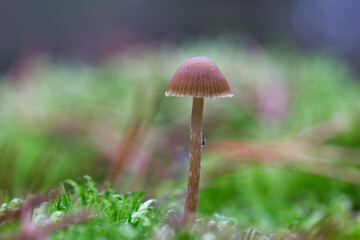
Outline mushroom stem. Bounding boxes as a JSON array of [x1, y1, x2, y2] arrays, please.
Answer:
[[182, 97, 204, 229]]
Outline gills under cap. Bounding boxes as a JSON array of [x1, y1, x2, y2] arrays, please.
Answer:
[[165, 56, 233, 99]]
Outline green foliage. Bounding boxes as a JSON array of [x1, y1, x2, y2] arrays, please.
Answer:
[[198, 164, 360, 239], [0, 176, 162, 239], [49, 176, 161, 239]]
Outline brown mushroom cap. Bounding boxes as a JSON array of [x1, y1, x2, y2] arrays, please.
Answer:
[[165, 56, 233, 98]]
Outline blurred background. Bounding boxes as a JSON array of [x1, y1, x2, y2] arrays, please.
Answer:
[[1, 0, 360, 238], [2, 0, 360, 73]]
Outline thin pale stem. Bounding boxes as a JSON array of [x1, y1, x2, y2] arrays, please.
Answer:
[[182, 97, 204, 230]]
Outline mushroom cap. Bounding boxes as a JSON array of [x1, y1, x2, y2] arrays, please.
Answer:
[[165, 56, 233, 98]]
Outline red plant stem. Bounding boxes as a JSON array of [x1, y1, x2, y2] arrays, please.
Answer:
[[182, 97, 204, 230]]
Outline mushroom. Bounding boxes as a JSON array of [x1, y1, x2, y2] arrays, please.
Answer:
[[165, 56, 233, 229]]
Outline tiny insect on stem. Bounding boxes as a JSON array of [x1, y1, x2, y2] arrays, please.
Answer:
[[201, 137, 206, 147]]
